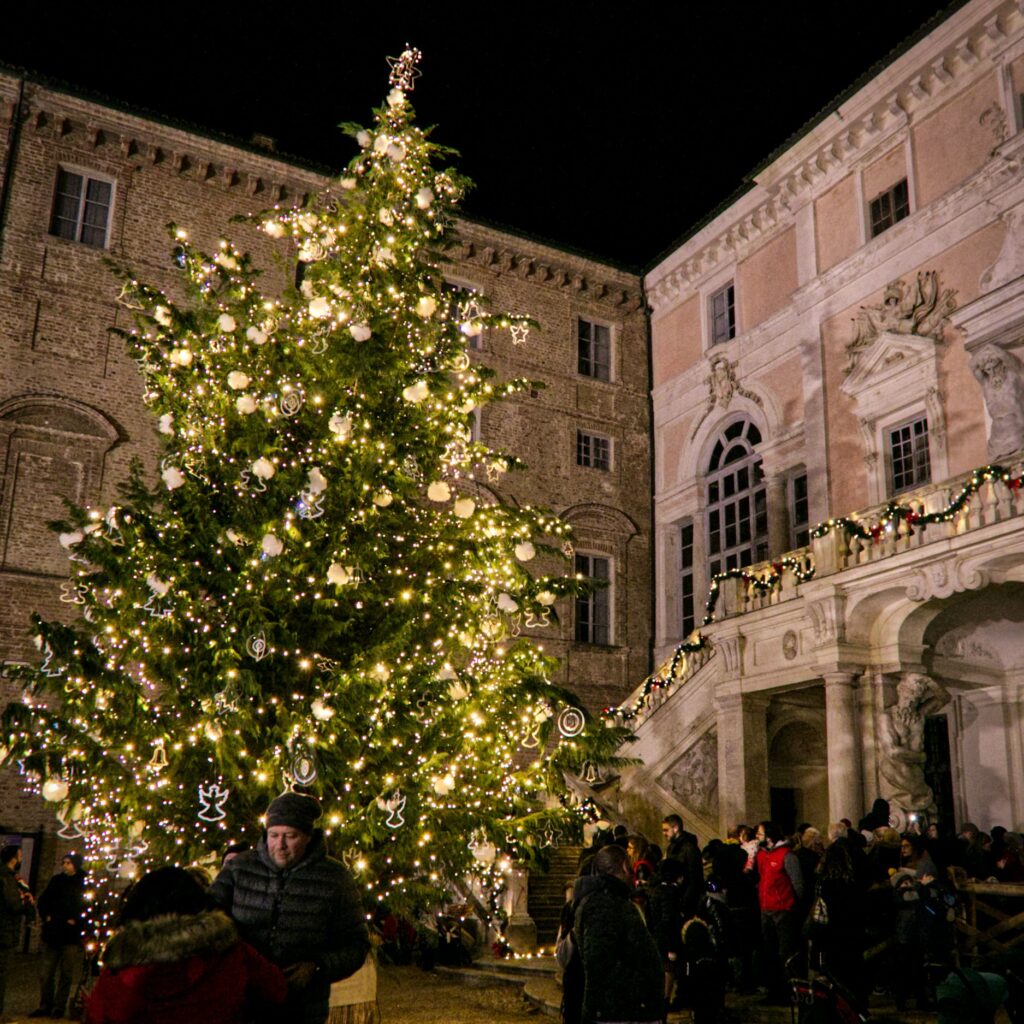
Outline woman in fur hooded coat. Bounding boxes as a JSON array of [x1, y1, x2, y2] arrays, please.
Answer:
[[85, 866, 286, 1024]]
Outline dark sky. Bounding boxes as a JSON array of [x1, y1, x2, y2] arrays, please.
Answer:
[[2, 1, 955, 268]]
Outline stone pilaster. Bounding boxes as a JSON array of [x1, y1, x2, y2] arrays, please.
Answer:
[[714, 692, 771, 832]]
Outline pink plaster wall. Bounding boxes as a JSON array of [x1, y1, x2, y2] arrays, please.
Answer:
[[737, 227, 798, 332], [660, 416, 694, 491], [653, 293, 701, 388], [863, 146, 907, 206], [815, 175, 860, 273], [912, 72, 1001, 207], [754, 355, 805, 429], [1010, 55, 1024, 95], [821, 222, 1004, 515]]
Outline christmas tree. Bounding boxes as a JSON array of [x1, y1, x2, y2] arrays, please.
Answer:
[[3, 50, 624, 933]]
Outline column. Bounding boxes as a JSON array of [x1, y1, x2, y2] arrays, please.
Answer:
[[715, 692, 771, 832], [503, 866, 537, 952], [823, 672, 864, 823]]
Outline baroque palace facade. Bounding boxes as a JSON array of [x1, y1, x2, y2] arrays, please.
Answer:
[[0, 66, 651, 863], [600, 0, 1024, 842]]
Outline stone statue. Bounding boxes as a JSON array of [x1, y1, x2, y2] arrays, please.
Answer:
[[970, 344, 1024, 461], [878, 672, 950, 825], [690, 356, 762, 439], [845, 271, 957, 373]]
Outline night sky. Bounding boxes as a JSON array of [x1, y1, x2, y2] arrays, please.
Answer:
[[2, 1, 956, 268]]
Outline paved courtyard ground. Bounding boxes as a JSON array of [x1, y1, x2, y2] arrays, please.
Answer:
[[1, 954, 538, 1023]]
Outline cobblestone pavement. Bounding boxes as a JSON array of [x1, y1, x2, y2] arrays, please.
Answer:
[[1, 955, 538, 1023]]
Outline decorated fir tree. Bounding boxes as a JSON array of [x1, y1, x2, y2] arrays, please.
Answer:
[[3, 50, 625, 934]]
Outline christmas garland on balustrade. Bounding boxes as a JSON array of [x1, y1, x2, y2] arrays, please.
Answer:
[[603, 461, 1023, 724]]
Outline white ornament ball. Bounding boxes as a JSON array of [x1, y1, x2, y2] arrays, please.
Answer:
[[402, 380, 429, 404], [329, 413, 353, 440], [312, 699, 335, 721], [170, 348, 192, 367], [162, 466, 185, 490], [415, 296, 437, 318], [226, 528, 246, 545], [154, 306, 172, 327], [349, 323, 372, 342], [214, 252, 238, 271], [453, 497, 475, 519], [472, 841, 497, 864], [416, 188, 434, 210], [263, 220, 285, 238], [515, 542, 536, 562], [387, 87, 405, 108], [373, 489, 393, 508], [236, 395, 257, 415], [217, 314, 237, 333], [41, 778, 70, 803], [261, 533, 283, 557], [431, 774, 455, 796], [227, 371, 250, 390], [158, 413, 175, 435], [251, 457, 276, 480], [537, 590, 557, 606], [497, 593, 519, 614], [306, 467, 328, 494], [309, 297, 331, 319], [373, 134, 389, 154], [146, 574, 170, 597], [59, 530, 84, 549], [427, 481, 451, 503], [386, 142, 406, 163], [339, 177, 357, 190], [205, 722, 223, 742], [356, 130, 371, 149], [460, 321, 483, 338], [246, 326, 269, 346], [327, 562, 352, 586]]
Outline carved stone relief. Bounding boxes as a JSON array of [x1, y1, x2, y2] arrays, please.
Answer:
[[844, 271, 957, 374], [979, 103, 1009, 154], [934, 632, 996, 662], [980, 205, 1024, 293], [969, 343, 1024, 461], [782, 630, 798, 660], [905, 558, 989, 602], [690, 356, 763, 440], [664, 729, 719, 822]]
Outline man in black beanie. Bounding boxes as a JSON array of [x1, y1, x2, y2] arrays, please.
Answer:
[[210, 792, 369, 1024]]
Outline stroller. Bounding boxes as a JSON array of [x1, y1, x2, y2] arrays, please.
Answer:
[[788, 947, 868, 1024]]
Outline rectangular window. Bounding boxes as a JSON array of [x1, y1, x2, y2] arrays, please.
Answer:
[[578, 319, 611, 381], [790, 473, 809, 548], [50, 169, 113, 248], [709, 282, 736, 344], [868, 178, 910, 238], [575, 553, 610, 645], [680, 522, 695, 637], [576, 430, 611, 471], [887, 417, 930, 494]]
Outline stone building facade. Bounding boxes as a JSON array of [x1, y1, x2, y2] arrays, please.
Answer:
[[604, 0, 1024, 842], [0, 68, 650, 875]]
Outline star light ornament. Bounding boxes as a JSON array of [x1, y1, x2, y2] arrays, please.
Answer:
[[387, 47, 423, 92]]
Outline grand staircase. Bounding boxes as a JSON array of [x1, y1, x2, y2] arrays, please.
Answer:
[[527, 844, 581, 946]]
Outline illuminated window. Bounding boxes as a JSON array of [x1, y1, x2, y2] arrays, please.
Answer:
[[706, 420, 767, 576]]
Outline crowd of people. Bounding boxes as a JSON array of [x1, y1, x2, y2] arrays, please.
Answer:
[[558, 804, 1024, 1024], [0, 792, 369, 1023]]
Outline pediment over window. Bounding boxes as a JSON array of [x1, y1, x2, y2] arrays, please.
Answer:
[[840, 331, 940, 407]]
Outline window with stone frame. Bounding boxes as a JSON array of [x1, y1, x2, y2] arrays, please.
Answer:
[[709, 282, 736, 345], [576, 429, 611, 471], [50, 168, 114, 248], [706, 419, 768, 576], [886, 415, 931, 494], [574, 552, 611, 645], [680, 520, 696, 637], [789, 472, 810, 549], [577, 318, 611, 381], [868, 178, 910, 238]]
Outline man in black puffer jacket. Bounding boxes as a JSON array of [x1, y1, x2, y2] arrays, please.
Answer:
[[209, 793, 369, 1024], [574, 844, 664, 1024]]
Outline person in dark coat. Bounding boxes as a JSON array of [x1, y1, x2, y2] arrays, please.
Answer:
[[662, 814, 703, 917], [209, 792, 369, 1024], [1, 844, 36, 1017], [29, 851, 87, 1019], [85, 866, 286, 1024], [645, 858, 686, 1005], [574, 845, 664, 1024], [814, 841, 868, 1009]]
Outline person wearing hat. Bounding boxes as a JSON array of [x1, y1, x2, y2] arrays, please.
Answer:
[[209, 792, 369, 1024], [29, 851, 87, 1019]]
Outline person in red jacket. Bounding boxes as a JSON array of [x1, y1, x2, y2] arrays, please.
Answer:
[[755, 820, 806, 1004], [85, 866, 286, 1024]]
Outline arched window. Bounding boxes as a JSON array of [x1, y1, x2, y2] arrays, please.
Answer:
[[706, 419, 767, 575]]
